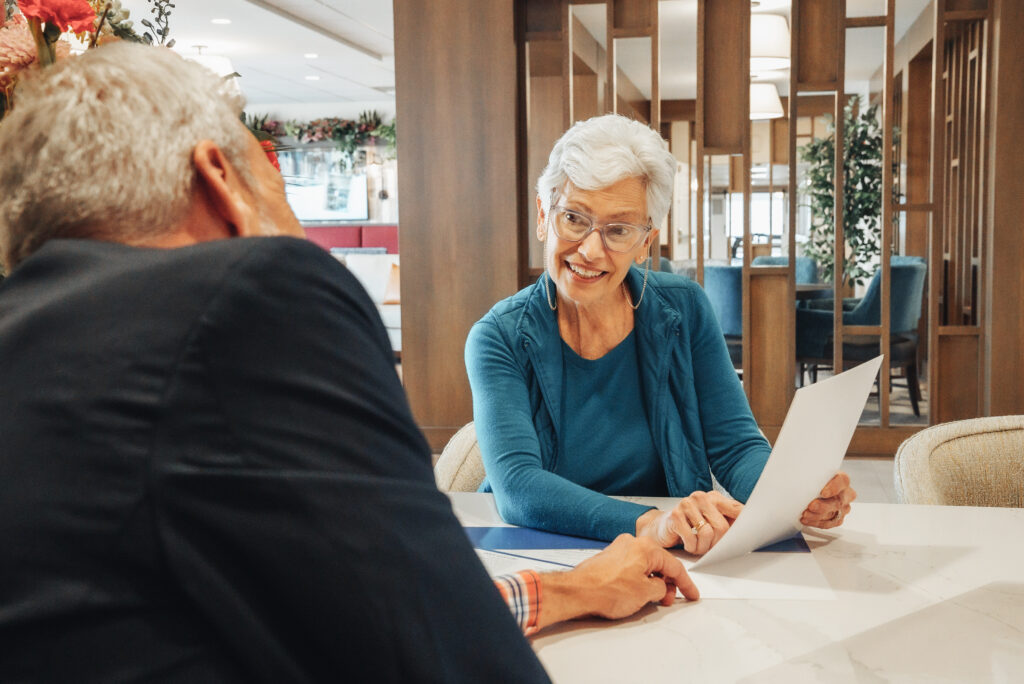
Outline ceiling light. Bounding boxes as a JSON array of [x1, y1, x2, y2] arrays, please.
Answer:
[[305, 75, 320, 81], [750, 83, 784, 120], [304, 53, 318, 59], [211, 18, 232, 25], [751, 14, 790, 72]]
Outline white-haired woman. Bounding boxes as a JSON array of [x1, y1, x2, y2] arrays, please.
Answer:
[[465, 114, 855, 552]]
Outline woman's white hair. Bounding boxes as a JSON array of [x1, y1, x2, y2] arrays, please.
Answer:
[[536, 114, 676, 228], [0, 42, 254, 269]]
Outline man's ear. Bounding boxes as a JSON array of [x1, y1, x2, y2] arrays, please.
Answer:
[[192, 140, 257, 237]]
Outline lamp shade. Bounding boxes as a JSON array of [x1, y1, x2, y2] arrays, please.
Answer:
[[750, 83, 784, 120], [751, 14, 790, 71]]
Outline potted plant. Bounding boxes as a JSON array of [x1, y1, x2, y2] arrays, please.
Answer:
[[799, 96, 886, 289]]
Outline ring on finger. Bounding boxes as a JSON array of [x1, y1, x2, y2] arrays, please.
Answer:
[[690, 519, 708, 535]]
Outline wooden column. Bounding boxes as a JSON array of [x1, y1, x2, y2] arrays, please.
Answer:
[[393, 0, 521, 450], [985, 0, 1024, 414]]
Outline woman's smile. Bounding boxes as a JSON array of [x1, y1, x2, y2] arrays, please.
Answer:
[[565, 260, 606, 281]]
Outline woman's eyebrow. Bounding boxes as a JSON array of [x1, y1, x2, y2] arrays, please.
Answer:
[[563, 203, 643, 221]]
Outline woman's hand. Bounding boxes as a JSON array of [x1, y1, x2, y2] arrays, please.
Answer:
[[800, 471, 856, 529], [635, 491, 744, 555]]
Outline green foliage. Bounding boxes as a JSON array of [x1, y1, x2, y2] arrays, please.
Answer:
[[799, 97, 884, 287], [140, 0, 175, 47]]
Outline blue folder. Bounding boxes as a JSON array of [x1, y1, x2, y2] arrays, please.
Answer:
[[464, 526, 809, 553]]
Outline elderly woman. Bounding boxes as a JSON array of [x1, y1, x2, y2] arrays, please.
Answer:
[[465, 114, 855, 553]]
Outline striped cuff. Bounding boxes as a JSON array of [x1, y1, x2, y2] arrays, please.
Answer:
[[493, 569, 542, 636]]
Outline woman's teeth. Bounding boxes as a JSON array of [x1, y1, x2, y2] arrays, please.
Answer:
[[567, 262, 602, 278]]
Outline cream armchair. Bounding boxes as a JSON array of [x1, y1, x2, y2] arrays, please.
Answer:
[[435, 422, 485, 492], [894, 416, 1024, 506]]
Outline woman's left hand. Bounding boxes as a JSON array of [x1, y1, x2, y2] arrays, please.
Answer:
[[800, 471, 856, 529]]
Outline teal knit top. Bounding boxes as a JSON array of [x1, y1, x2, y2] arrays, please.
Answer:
[[556, 331, 666, 497]]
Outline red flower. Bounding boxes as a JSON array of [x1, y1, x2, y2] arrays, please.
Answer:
[[17, 0, 96, 34], [260, 140, 281, 172]]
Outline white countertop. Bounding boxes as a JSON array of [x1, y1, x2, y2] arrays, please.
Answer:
[[449, 493, 1024, 683]]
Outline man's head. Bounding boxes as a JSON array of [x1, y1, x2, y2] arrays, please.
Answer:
[[0, 42, 302, 270]]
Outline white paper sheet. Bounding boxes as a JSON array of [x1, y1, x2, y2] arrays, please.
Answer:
[[682, 551, 835, 600], [692, 356, 883, 570]]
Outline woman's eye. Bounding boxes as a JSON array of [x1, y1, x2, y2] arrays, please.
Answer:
[[565, 212, 584, 225], [607, 225, 631, 237]]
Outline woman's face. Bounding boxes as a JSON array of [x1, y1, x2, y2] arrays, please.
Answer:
[[538, 176, 656, 309]]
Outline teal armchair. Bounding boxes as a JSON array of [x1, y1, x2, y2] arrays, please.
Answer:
[[796, 259, 928, 415]]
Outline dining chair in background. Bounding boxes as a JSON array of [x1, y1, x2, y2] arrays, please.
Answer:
[[795, 257, 928, 415], [703, 264, 743, 368], [894, 415, 1024, 506]]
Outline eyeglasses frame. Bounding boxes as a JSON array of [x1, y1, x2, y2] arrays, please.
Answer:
[[547, 204, 653, 254]]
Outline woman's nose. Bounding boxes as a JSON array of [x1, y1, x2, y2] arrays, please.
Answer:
[[577, 228, 605, 260]]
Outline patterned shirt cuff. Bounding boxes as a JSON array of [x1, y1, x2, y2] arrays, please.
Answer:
[[493, 569, 542, 636]]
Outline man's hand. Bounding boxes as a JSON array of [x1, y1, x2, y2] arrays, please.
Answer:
[[634, 491, 744, 554], [801, 471, 856, 529], [535, 534, 698, 630]]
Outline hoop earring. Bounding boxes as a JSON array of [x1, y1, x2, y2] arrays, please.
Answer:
[[543, 272, 557, 311], [625, 257, 649, 311], [542, 243, 557, 311]]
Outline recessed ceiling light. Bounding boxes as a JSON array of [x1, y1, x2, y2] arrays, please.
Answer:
[[211, 18, 231, 25], [304, 75, 320, 81], [304, 53, 318, 59]]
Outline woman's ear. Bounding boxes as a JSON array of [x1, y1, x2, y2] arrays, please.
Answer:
[[536, 195, 547, 242], [638, 228, 660, 263]]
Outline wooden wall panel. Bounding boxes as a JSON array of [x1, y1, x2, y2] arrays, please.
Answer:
[[904, 48, 932, 258], [747, 272, 794, 426], [700, 0, 748, 152], [613, 0, 655, 33], [771, 118, 789, 164], [795, 0, 841, 89], [936, 334, 981, 421], [394, 0, 520, 449], [947, 0, 989, 11], [661, 99, 696, 121], [527, 73, 563, 271], [985, 0, 1024, 414], [525, 0, 561, 33]]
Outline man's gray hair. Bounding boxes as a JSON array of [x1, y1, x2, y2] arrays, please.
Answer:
[[536, 114, 676, 228], [0, 42, 254, 269]]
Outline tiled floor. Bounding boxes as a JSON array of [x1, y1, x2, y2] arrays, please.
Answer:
[[841, 456, 898, 503]]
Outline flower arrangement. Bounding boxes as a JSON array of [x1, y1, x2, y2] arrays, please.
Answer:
[[0, 0, 174, 122], [245, 110, 397, 166]]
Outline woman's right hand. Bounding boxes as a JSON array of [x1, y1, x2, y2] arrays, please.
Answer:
[[635, 491, 744, 555]]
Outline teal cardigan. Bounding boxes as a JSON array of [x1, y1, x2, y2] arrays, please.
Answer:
[[465, 268, 771, 541]]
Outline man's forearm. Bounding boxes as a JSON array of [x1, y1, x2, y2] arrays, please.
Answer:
[[533, 570, 596, 630]]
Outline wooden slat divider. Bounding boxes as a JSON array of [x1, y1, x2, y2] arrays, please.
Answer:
[[846, 16, 886, 28], [795, 0, 841, 88], [879, 0, 895, 426]]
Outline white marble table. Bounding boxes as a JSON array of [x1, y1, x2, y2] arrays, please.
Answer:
[[450, 493, 1024, 683]]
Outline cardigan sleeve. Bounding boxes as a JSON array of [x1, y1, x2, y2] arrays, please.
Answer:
[[465, 315, 653, 542], [684, 284, 771, 501]]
